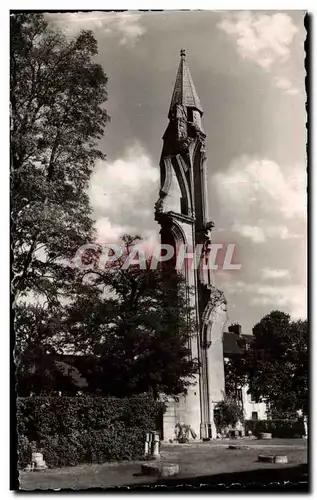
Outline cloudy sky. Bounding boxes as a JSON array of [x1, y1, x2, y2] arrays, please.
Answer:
[[46, 10, 307, 333]]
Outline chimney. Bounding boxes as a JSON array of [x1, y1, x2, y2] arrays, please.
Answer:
[[228, 324, 242, 336]]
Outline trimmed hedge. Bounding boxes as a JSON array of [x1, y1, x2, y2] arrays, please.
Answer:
[[245, 419, 305, 438], [17, 396, 165, 469]]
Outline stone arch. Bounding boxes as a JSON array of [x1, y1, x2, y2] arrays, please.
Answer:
[[169, 219, 187, 246], [201, 288, 228, 348], [160, 219, 186, 271], [159, 157, 173, 196]]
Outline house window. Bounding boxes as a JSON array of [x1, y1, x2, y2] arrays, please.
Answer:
[[187, 108, 193, 122], [252, 411, 258, 421]]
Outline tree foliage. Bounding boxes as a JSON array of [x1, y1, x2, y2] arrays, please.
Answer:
[[11, 13, 109, 301], [17, 396, 164, 467], [11, 15, 199, 402], [214, 396, 244, 431], [245, 311, 308, 416], [224, 357, 247, 400], [17, 235, 200, 399], [63, 235, 200, 399]]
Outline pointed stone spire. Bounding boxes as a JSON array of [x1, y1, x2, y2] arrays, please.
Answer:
[[168, 49, 203, 119]]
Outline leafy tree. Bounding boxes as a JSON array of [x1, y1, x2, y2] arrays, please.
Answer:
[[246, 311, 308, 417], [214, 396, 244, 432], [14, 303, 89, 395], [11, 13, 109, 302], [11, 16, 198, 401], [224, 323, 249, 401], [62, 235, 200, 399], [224, 357, 247, 400], [11, 13, 110, 396]]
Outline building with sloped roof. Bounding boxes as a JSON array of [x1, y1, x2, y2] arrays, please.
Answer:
[[223, 325, 268, 422]]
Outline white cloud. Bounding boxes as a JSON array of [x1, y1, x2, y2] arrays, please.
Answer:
[[94, 217, 127, 243], [114, 12, 146, 46], [88, 143, 159, 240], [265, 225, 302, 240], [218, 12, 298, 69], [93, 219, 159, 255], [213, 156, 306, 223], [232, 223, 302, 243], [45, 12, 145, 46], [261, 268, 291, 280], [218, 12, 301, 94], [251, 284, 306, 319], [214, 157, 306, 250], [232, 224, 265, 243], [275, 76, 299, 95], [224, 280, 306, 320], [214, 154, 306, 321]]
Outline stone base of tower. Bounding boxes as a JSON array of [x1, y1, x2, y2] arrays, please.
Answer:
[[161, 376, 200, 442], [162, 400, 221, 442], [162, 399, 199, 442], [162, 375, 216, 442]]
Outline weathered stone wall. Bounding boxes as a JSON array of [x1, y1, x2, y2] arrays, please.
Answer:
[[162, 379, 201, 442], [206, 302, 227, 402]]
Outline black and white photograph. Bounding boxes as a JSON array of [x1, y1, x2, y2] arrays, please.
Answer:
[[10, 8, 308, 491]]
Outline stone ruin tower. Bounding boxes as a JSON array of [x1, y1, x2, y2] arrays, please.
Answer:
[[154, 49, 228, 441]]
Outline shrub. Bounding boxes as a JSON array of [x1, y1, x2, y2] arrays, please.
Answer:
[[17, 396, 165, 468], [214, 397, 244, 432], [17, 435, 31, 470], [245, 419, 305, 438]]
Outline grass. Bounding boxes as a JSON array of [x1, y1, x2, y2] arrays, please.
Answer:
[[19, 439, 308, 491]]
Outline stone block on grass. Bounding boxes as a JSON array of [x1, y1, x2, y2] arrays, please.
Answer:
[[259, 432, 272, 440], [258, 454, 275, 463], [228, 444, 250, 450], [141, 462, 179, 477], [274, 455, 288, 464]]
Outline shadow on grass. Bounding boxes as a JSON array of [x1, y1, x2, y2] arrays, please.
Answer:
[[126, 464, 309, 492]]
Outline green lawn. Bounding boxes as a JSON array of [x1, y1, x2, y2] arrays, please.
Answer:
[[19, 439, 308, 491]]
